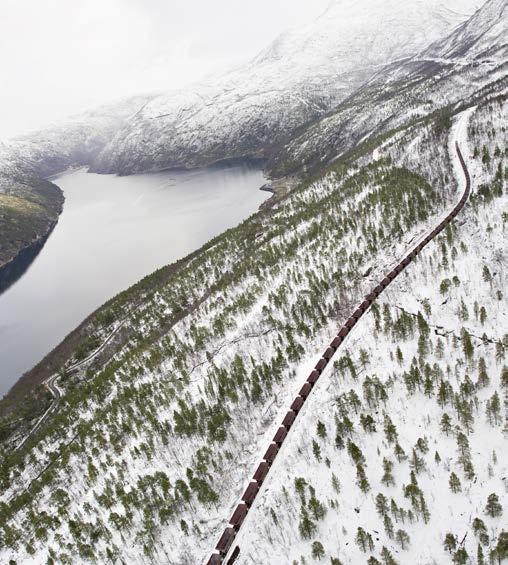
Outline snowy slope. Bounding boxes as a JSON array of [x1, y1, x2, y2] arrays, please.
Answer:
[[267, 0, 507, 179], [423, 0, 507, 59], [90, 0, 483, 174]]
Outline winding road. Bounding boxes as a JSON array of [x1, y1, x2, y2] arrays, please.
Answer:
[[207, 113, 473, 564], [15, 317, 129, 451]]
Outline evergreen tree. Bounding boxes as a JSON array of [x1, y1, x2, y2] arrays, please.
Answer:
[[317, 421, 327, 439], [477, 357, 489, 388], [311, 541, 325, 560], [477, 543, 485, 565], [409, 449, 425, 475], [356, 464, 371, 493], [395, 529, 410, 550], [449, 472, 462, 493], [381, 458, 395, 487], [380, 546, 398, 565], [485, 493, 503, 518], [452, 548, 468, 565], [312, 440, 322, 462], [440, 413, 452, 435], [383, 515, 394, 539], [444, 533, 457, 553], [375, 493, 389, 517], [299, 508, 317, 540], [356, 527, 368, 552]]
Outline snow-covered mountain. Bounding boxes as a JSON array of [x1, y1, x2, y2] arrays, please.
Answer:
[[266, 0, 507, 178], [90, 0, 483, 174], [1, 2, 507, 564]]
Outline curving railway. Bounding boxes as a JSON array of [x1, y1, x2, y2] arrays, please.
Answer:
[[206, 141, 472, 565]]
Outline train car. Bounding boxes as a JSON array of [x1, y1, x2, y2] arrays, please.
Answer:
[[331, 335, 342, 348], [282, 410, 296, 428], [359, 299, 370, 310], [308, 370, 320, 384], [345, 317, 356, 329], [402, 256, 411, 267], [380, 277, 391, 287], [253, 461, 270, 484], [394, 264, 404, 274], [242, 482, 259, 505], [299, 382, 312, 398], [387, 270, 397, 280], [230, 504, 248, 529], [315, 358, 327, 371], [207, 552, 222, 565], [216, 527, 235, 555], [227, 546, 241, 564], [365, 292, 376, 302], [323, 346, 334, 360], [291, 396, 304, 413], [263, 442, 279, 463], [373, 284, 384, 294], [273, 426, 288, 446], [352, 307, 363, 319], [338, 327, 349, 338]]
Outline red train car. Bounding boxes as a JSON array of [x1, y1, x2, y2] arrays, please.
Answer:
[[291, 396, 304, 412], [216, 527, 235, 554], [241, 482, 259, 505], [299, 382, 312, 398], [315, 358, 327, 371], [359, 299, 370, 310], [338, 327, 349, 338], [263, 443, 279, 463], [308, 370, 320, 384], [352, 307, 363, 319], [323, 346, 334, 360], [345, 317, 356, 329], [230, 504, 248, 529], [207, 552, 222, 565], [253, 461, 270, 484], [273, 426, 287, 445], [282, 410, 296, 428], [227, 546, 240, 564], [331, 335, 343, 348]]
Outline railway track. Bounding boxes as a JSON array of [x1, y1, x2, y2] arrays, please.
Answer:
[[206, 139, 472, 565]]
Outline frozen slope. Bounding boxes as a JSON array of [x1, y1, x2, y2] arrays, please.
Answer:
[[91, 0, 483, 174]]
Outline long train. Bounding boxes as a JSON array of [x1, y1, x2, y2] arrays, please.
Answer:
[[206, 143, 471, 565]]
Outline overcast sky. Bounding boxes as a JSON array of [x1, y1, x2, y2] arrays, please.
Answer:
[[0, 0, 330, 139]]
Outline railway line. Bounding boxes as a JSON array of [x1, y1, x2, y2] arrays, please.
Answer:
[[206, 138, 472, 565]]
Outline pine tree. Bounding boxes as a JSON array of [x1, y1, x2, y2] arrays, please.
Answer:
[[356, 464, 371, 493], [376, 493, 389, 517], [477, 357, 489, 388], [485, 493, 503, 517], [380, 546, 398, 565], [356, 527, 368, 552], [394, 443, 407, 463], [311, 540, 325, 560], [299, 508, 316, 540], [440, 413, 452, 435], [383, 416, 398, 444], [395, 529, 410, 550], [477, 543, 485, 565], [381, 458, 395, 487], [452, 548, 468, 565], [317, 421, 327, 439], [312, 440, 322, 462], [331, 473, 341, 494], [409, 449, 425, 475], [444, 533, 457, 553], [383, 515, 394, 539], [449, 472, 462, 493]]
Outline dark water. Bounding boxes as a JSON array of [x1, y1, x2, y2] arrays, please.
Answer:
[[0, 164, 267, 395]]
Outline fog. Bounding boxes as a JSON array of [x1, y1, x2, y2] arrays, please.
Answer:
[[0, 0, 330, 139]]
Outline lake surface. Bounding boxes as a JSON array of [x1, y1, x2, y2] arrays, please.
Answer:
[[0, 163, 268, 395]]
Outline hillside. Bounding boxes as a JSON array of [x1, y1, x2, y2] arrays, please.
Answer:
[[0, 2, 507, 564], [1, 83, 506, 565]]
